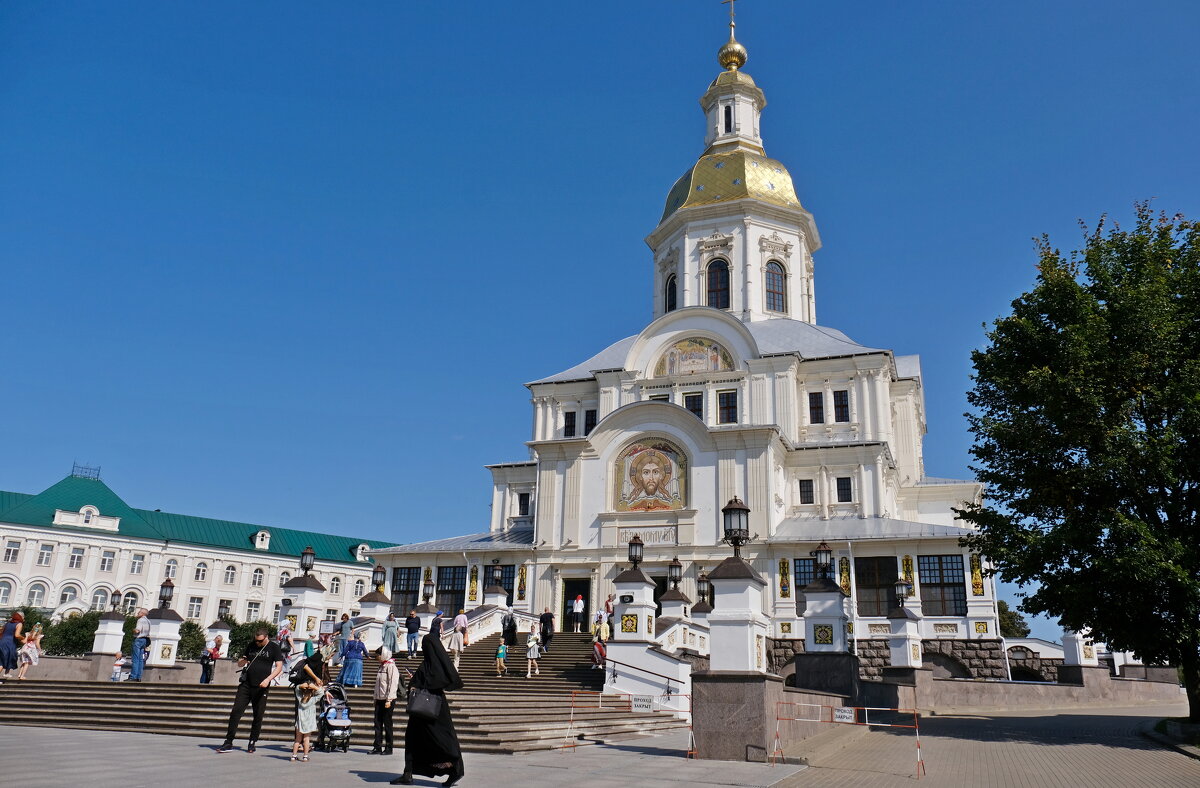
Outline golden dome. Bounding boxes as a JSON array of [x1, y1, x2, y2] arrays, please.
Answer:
[[718, 25, 747, 71], [660, 150, 802, 222]]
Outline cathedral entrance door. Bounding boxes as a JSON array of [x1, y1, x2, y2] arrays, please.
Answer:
[[561, 578, 590, 632]]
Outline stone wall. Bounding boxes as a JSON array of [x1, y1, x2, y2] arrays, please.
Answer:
[[856, 639, 890, 681], [1008, 653, 1064, 682], [923, 638, 1007, 679], [766, 637, 804, 674]]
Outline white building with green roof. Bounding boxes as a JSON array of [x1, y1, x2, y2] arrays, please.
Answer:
[[0, 467, 396, 625]]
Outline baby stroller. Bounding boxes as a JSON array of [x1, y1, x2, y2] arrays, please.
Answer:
[[316, 683, 353, 752]]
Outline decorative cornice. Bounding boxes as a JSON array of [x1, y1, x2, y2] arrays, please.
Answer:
[[697, 230, 734, 261], [758, 231, 794, 260]]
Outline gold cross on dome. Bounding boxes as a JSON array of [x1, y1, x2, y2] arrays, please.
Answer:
[[722, 0, 737, 25]]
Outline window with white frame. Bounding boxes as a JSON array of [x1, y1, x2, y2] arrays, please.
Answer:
[[90, 589, 109, 610], [0, 580, 10, 606], [246, 601, 261, 620], [354, 579, 365, 597], [330, 576, 341, 594], [279, 571, 291, 587], [187, 597, 203, 619], [223, 565, 237, 584], [3, 541, 20, 563], [272, 604, 281, 622], [59, 584, 80, 604], [130, 553, 144, 574], [251, 567, 264, 587], [99, 550, 115, 572], [798, 479, 815, 505], [324, 609, 338, 621], [217, 599, 232, 618], [37, 544, 53, 566], [836, 476, 853, 503], [164, 559, 178, 579], [26, 582, 47, 607], [121, 591, 138, 613], [194, 562, 208, 582], [833, 389, 850, 422], [69, 547, 85, 569]]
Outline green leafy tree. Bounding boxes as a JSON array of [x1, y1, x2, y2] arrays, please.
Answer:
[[997, 600, 1031, 639], [959, 204, 1200, 719], [178, 620, 207, 660], [42, 611, 101, 656], [227, 619, 277, 658]]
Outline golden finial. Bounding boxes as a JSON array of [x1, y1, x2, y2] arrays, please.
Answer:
[[718, 0, 748, 71]]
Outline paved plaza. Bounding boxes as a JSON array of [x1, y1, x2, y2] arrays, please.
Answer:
[[2, 702, 1197, 787]]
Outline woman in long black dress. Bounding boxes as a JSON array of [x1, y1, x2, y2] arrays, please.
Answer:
[[391, 633, 464, 787]]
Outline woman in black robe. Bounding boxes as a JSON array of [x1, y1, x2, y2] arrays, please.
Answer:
[[391, 633, 464, 786]]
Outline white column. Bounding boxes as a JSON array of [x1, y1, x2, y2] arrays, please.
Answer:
[[91, 611, 127, 655], [802, 575, 849, 653], [707, 556, 770, 672], [146, 609, 183, 668], [1063, 630, 1099, 666], [888, 606, 923, 668]]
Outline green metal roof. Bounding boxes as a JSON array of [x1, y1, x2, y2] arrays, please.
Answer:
[[0, 475, 396, 566]]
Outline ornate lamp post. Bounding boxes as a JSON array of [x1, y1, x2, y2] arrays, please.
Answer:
[[893, 577, 912, 609], [721, 496, 751, 557], [422, 580, 435, 606], [299, 545, 316, 576], [696, 572, 711, 605], [157, 578, 175, 610], [667, 556, 683, 590], [371, 562, 387, 593], [810, 541, 832, 580], [627, 535, 644, 569], [492, 565, 503, 586]]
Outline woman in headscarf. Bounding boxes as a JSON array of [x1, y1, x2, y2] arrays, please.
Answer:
[[390, 633, 464, 787]]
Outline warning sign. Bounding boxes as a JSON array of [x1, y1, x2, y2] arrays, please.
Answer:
[[632, 695, 654, 713], [833, 707, 856, 724]]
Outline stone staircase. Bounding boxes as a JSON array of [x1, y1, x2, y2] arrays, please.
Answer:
[[0, 633, 687, 753]]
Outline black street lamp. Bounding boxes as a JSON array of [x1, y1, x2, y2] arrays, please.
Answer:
[[696, 572, 711, 605], [810, 541, 832, 580], [627, 535, 644, 569], [371, 562, 386, 592], [299, 545, 316, 576], [422, 580, 435, 605], [667, 557, 683, 590], [721, 496, 751, 558], [893, 577, 912, 608], [158, 578, 175, 609], [492, 565, 503, 586]]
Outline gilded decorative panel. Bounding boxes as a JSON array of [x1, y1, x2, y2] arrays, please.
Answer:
[[286, 614, 297, 632], [756, 635, 765, 670], [621, 614, 638, 633], [160, 644, 172, 659], [838, 557, 851, 595], [911, 644, 921, 662], [613, 439, 687, 512], [902, 555, 914, 595], [778, 558, 791, 599], [974, 622, 989, 634], [1083, 644, 1095, 659], [780, 622, 792, 635], [517, 565, 527, 600], [647, 615, 653, 635], [653, 336, 734, 377], [423, 567, 432, 584], [468, 565, 478, 601], [306, 616, 317, 634], [970, 554, 985, 596], [814, 624, 834, 645]]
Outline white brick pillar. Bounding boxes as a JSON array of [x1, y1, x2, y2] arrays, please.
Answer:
[[707, 556, 770, 673]]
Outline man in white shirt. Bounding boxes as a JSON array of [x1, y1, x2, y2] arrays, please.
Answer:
[[129, 609, 150, 682]]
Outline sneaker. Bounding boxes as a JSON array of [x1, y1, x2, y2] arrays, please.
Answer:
[[247, 741, 257, 754], [300, 755, 309, 762], [526, 673, 531, 678], [535, 668, 540, 675], [290, 755, 298, 762], [216, 743, 235, 754]]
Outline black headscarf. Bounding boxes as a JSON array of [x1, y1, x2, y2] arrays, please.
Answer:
[[413, 633, 462, 693]]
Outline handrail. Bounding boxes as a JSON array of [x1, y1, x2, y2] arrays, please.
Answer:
[[605, 656, 683, 693]]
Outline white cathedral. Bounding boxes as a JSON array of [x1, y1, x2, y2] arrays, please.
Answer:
[[372, 23, 1000, 665]]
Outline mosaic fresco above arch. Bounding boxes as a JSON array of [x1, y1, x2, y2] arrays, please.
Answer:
[[653, 336, 735, 378], [613, 438, 688, 512]]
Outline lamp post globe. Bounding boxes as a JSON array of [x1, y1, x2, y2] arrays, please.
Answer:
[[810, 541, 832, 579], [667, 556, 683, 589], [371, 562, 386, 591], [721, 496, 751, 557], [299, 545, 316, 576], [628, 535, 644, 569], [893, 577, 912, 608], [422, 580, 434, 605], [492, 565, 503, 586], [697, 572, 711, 605], [158, 577, 175, 609]]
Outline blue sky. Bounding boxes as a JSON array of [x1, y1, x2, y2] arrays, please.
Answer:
[[2, 2, 1196, 641]]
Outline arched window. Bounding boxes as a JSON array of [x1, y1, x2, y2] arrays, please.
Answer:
[[330, 576, 342, 594], [723, 104, 733, 133], [122, 591, 139, 613], [707, 260, 730, 309], [223, 565, 237, 584], [26, 583, 47, 607], [164, 559, 178, 579], [59, 584, 80, 605], [664, 274, 678, 312], [279, 571, 291, 588], [0, 580, 10, 606], [354, 579, 366, 597], [194, 562, 208, 582], [765, 261, 787, 312], [90, 589, 109, 610], [251, 568, 265, 587]]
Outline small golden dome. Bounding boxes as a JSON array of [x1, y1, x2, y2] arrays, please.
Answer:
[[718, 24, 747, 71]]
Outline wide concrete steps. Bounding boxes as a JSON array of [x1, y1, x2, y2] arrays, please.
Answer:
[[0, 634, 680, 752]]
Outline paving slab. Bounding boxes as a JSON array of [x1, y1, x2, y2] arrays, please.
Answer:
[[0, 726, 802, 788]]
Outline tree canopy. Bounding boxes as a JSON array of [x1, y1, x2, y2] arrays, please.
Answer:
[[997, 600, 1031, 639], [959, 204, 1200, 719]]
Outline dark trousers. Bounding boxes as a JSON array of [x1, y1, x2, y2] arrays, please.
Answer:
[[541, 630, 553, 651], [373, 699, 394, 750], [223, 681, 270, 743]]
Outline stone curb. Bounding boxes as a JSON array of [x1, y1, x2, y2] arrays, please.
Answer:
[[1137, 719, 1200, 761]]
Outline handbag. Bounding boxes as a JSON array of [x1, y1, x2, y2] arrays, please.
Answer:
[[407, 687, 443, 720]]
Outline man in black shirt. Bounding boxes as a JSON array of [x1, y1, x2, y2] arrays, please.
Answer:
[[216, 628, 284, 753], [404, 611, 421, 658], [539, 607, 555, 654]]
